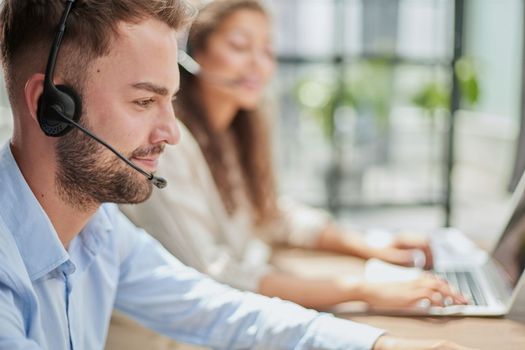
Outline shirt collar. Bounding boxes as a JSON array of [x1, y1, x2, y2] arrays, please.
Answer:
[[0, 142, 113, 281], [69, 204, 113, 274]]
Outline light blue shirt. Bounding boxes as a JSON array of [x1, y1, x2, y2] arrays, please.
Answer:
[[0, 141, 384, 350]]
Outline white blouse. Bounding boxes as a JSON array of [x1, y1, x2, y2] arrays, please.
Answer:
[[120, 123, 331, 291]]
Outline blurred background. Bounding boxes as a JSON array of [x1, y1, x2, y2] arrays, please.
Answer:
[[0, 0, 523, 245], [264, 0, 524, 245]]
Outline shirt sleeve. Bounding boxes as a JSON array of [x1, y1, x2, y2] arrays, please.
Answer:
[[261, 196, 332, 249], [0, 273, 42, 349], [111, 207, 385, 350], [0, 218, 42, 350], [120, 130, 272, 291]]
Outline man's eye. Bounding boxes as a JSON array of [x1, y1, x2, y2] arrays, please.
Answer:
[[134, 98, 154, 107]]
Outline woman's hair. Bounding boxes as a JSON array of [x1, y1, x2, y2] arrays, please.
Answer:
[[176, 0, 278, 225]]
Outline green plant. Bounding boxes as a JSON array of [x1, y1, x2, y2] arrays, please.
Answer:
[[411, 81, 450, 114], [295, 60, 394, 140], [411, 56, 480, 114], [455, 56, 480, 106], [295, 71, 340, 139]]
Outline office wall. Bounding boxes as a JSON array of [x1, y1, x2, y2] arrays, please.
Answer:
[[464, 0, 523, 122], [454, 0, 524, 201]]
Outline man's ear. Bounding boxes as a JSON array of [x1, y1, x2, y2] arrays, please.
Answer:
[[24, 73, 45, 124]]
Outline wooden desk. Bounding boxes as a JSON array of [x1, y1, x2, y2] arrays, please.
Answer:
[[271, 247, 525, 350]]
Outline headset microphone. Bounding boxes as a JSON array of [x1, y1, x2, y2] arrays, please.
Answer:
[[37, 0, 167, 189], [178, 50, 242, 87]]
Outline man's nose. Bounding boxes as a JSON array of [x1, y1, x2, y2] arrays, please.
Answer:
[[152, 104, 180, 146]]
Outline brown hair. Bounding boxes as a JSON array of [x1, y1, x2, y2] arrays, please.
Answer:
[[176, 0, 278, 225], [0, 0, 195, 109]]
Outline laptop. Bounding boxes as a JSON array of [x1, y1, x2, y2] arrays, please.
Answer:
[[334, 172, 525, 317]]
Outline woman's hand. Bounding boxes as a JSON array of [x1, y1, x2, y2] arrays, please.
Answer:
[[375, 234, 434, 269], [361, 274, 468, 309], [374, 335, 478, 350]]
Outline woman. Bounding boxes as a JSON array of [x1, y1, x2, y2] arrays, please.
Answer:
[[123, 0, 466, 310]]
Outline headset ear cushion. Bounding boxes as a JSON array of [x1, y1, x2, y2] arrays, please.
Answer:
[[37, 84, 82, 137]]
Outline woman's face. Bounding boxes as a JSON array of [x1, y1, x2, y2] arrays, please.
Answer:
[[194, 9, 276, 110]]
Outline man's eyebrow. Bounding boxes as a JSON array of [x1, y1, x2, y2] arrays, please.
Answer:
[[131, 82, 170, 96]]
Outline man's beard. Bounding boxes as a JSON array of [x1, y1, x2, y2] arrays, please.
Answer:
[[55, 121, 160, 211]]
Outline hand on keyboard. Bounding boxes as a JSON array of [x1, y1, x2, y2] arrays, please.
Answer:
[[362, 273, 469, 309], [434, 270, 487, 306], [374, 234, 434, 270]]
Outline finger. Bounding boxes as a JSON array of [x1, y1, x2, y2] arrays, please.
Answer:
[[415, 289, 445, 308], [430, 291, 444, 306], [413, 277, 446, 306], [413, 290, 447, 307], [399, 238, 434, 269], [421, 244, 434, 269], [415, 289, 444, 307], [391, 236, 434, 269], [411, 249, 427, 269], [415, 297, 432, 309], [393, 234, 427, 249], [430, 277, 468, 305], [386, 248, 415, 267], [412, 288, 443, 307]]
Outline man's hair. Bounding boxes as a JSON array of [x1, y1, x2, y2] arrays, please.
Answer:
[[0, 0, 196, 109]]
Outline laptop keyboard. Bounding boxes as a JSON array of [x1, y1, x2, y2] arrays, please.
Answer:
[[434, 270, 487, 306]]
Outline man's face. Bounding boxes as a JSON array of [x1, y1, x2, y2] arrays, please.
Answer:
[[56, 19, 180, 209]]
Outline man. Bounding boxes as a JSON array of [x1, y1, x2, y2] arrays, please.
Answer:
[[0, 1, 474, 349]]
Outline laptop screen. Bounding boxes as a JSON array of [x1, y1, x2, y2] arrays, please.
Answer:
[[492, 184, 525, 288]]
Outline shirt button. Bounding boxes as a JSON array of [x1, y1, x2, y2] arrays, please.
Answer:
[[61, 261, 76, 275]]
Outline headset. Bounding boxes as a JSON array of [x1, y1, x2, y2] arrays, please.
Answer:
[[178, 49, 241, 87], [37, 0, 167, 189]]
